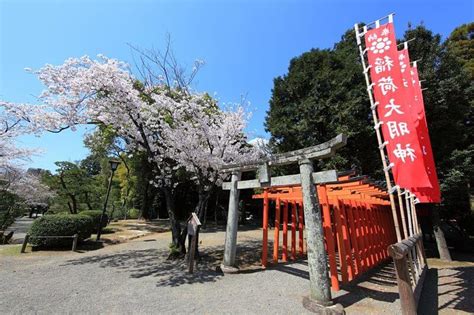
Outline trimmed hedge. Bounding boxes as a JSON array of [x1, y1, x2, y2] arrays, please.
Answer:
[[80, 210, 108, 229], [29, 214, 93, 248]]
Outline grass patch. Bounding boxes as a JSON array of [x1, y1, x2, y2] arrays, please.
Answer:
[[0, 244, 30, 256]]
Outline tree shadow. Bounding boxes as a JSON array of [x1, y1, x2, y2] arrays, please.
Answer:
[[271, 261, 310, 280], [197, 224, 263, 233], [268, 258, 400, 308], [62, 239, 264, 287], [333, 261, 400, 308], [436, 267, 474, 313]]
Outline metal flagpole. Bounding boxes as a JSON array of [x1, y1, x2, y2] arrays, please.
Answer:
[[354, 14, 402, 242]]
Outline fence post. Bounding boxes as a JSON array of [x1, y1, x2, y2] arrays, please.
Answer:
[[21, 234, 30, 253], [392, 256, 417, 315], [388, 235, 425, 315], [188, 232, 197, 273], [72, 234, 79, 251]]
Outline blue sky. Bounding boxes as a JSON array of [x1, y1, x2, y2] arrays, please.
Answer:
[[1, 0, 472, 171]]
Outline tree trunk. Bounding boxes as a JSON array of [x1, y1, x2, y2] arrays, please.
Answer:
[[84, 191, 93, 210], [71, 195, 78, 214], [67, 202, 73, 214], [59, 172, 77, 214], [214, 191, 220, 224], [432, 207, 452, 261], [202, 198, 209, 228], [109, 204, 115, 223], [140, 181, 150, 220], [193, 190, 211, 259], [163, 187, 182, 250], [195, 190, 211, 223]]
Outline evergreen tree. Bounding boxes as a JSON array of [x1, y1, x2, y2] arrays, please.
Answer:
[[265, 23, 473, 244]]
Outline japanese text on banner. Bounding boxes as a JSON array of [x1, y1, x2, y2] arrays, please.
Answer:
[[365, 23, 431, 189]]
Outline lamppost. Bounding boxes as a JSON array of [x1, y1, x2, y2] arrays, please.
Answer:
[[96, 159, 121, 241]]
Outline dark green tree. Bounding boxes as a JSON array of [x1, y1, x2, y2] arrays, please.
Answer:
[[265, 23, 474, 258], [265, 29, 379, 176]]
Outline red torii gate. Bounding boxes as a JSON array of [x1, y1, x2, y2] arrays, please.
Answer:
[[253, 174, 396, 291]]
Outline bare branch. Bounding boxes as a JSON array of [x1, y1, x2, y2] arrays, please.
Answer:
[[127, 35, 203, 95]]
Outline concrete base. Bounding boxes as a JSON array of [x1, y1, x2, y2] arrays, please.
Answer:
[[302, 296, 345, 314], [220, 264, 239, 274]]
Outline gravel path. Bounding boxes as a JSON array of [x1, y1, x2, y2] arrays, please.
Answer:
[[1, 230, 313, 314], [2, 226, 469, 314]]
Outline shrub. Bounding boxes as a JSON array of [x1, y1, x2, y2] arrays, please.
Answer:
[[29, 214, 93, 248], [127, 208, 140, 219], [80, 210, 108, 229]]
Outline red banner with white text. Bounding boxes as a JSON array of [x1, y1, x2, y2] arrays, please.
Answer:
[[401, 53, 441, 203], [365, 23, 431, 190]]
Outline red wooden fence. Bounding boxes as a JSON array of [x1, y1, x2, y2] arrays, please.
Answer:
[[253, 174, 397, 291]]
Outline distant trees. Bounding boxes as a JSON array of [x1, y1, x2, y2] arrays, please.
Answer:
[[42, 161, 102, 214], [9, 171, 55, 208], [265, 23, 473, 237], [0, 169, 55, 228]]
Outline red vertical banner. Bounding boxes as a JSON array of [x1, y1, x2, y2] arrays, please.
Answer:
[[401, 52, 441, 203], [365, 23, 431, 190]]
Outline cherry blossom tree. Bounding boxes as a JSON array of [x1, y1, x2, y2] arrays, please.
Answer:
[[0, 54, 256, 251], [8, 171, 55, 208], [0, 55, 185, 243], [0, 106, 37, 174], [161, 97, 258, 221]]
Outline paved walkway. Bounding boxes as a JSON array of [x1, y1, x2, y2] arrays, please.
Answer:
[[4, 215, 37, 244]]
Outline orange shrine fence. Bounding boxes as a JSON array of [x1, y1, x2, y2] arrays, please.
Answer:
[[253, 174, 397, 291]]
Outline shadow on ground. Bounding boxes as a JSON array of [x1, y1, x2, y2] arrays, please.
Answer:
[[62, 239, 263, 287], [418, 266, 474, 314], [266, 257, 400, 309], [332, 261, 400, 308]]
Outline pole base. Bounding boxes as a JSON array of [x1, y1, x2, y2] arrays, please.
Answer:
[[302, 296, 345, 314], [219, 264, 239, 274]]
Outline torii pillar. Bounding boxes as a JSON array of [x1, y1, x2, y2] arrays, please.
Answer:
[[221, 170, 241, 273], [220, 134, 347, 313], [299, 159, 344, 314]]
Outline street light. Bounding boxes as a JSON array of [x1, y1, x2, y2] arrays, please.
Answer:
[[109, 160, 120, 172], [96, 159, 121, 241]]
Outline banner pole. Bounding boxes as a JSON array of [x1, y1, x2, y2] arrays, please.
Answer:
[[405, 191, 414, 236], [410, 194, 420, 234], [354, 21, 402, 242], [397, 187, 408, 239], [355, 13, 395, 32]]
